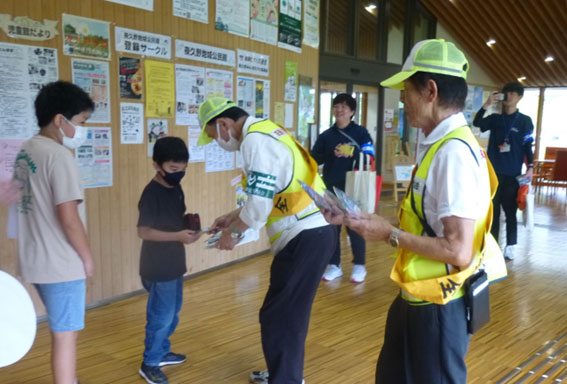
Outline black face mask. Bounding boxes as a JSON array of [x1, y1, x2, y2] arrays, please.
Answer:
[[162, 170, 185, 186]]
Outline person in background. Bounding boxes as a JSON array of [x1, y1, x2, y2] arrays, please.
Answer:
[[13, 81, 95, 384], [137, 137, 201, 384], [473, 82, 534, 260], [311, 93, 375, 283], [197, 97, 335, 384]]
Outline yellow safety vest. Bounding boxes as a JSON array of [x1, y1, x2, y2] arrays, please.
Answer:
[[241, 120, 326, 243], [390, 126, 507, 305]]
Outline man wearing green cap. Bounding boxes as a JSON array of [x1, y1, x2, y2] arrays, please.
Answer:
[[319, 39, 504, 383], [197, 97, 335, 384]]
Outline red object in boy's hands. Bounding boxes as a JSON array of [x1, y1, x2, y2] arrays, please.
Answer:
[[184, 213, 201, 231]]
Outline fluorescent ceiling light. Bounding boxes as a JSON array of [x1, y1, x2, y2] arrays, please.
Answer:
[[545, 56, 554, 62], [486, 39, 496, 47], [365, 3, 377, 13], [518, 76, 527, 81]]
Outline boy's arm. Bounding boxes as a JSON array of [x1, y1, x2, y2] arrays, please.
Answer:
[[56, 200, 94, 277], [137, 226, 200, 244]]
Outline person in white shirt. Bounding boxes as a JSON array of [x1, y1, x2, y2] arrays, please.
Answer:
[[197, 98, 335, 384]]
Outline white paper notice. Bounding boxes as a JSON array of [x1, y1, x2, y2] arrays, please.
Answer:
[[120, 102, 144, 144], [147, 119, 168, 157], [71, 59, 111, 124], [173, 0, 208, 24], [175, 64, 205, 126], [105, 0, 154, 11], [205, 68, 234, 99], [115, 27, 171, 59], [76, 127, 113, 188], [188, 126, 205, 163], [237, 49, 269, 77], [284, 103, 294, 129], [205, 141, 234, 172], [216, 0, 250, 37], [0, 42, 59, 139]]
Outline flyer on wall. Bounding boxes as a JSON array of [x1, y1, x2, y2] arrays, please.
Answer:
[[278, 0, 302, 53], [303, 0, 319, 48], [188, 126, 205, 163], [62, 14, 111, 60], [120, 102, 144, 144], [147, 119, 168, 157], [205, 68, 233, 100], [250, 0, 278, 45], [145, 60, 175, 118], [75, 127, 113, 188], [215, 0, 250, 37], [119, 56, 143, 99], [175, 64, 205, 126], [71, 58, 111, 123], [173, 0, 209, 24]]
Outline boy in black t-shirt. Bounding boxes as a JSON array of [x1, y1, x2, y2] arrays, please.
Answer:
[[137, 137, 200, 384]]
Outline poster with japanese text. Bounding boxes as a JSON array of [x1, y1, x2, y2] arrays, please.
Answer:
[[105, 0, 154, 11], [175, 64, 205, 126], [284, 61, 297, 102], [0, 42, 59, 138], [237, 49, 269, 77], [237, 76, 270, 120], [255, 79, 270, 119], [119, 56, 143, 99], [75, 127, 113, 188], [205, 68, 233, 100], [62, 14, 110, 60], [71, 58, 111, 123], [215, 0, 249, 37], [120, 102, 144, 144], [173, 0, 209, 24], [205, 141, 235, 172], [145, 60, 175, 118], [303, 0, 319, 48], [250, 0, 278, 45], [278, 0, 302, 52], [175, 39, 235, 67], [188, 126, 205, 162], [148, 119, 168, 157], [115, 27, 171, 59], [298, 83, 314, 146]]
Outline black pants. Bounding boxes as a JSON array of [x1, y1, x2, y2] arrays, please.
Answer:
[[376, 295, 470, 384], [260, 225, 335, 384], [491, 174, 519, 246], [329, 225, 366, 266]]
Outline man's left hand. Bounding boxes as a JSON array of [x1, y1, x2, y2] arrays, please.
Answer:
[[345, 214, 394, 242], [216, 229, 240, 250]]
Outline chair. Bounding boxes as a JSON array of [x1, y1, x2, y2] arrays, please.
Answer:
[[392, 155, 414, 203], [550, 150, 567, 191]]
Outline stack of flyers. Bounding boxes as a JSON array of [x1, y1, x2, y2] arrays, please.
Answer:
[[297, 180, 362, 219], [297, 180, 334, 211], [204, 232, 222, 248], [332, 187, 362, 219]]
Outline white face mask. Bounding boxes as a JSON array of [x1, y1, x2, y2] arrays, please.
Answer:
[[216, 121, 240, 152], [61, 118, 88, 149]]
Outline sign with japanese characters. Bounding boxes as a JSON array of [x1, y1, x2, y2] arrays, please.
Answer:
[[62, 14, 111, 60], [115, 27, 171, 59], [175, 39, 235, 67], [0, 14, 58, 41], [237, 49, 269, 77]]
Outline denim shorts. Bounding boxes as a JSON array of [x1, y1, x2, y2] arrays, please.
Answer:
[[34, 279, 86, 333]]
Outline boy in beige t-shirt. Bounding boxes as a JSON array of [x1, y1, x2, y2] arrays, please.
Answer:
[[13, 81, 95, 384]]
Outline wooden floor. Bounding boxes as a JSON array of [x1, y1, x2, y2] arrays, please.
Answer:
[[1, 191, 566, 384]]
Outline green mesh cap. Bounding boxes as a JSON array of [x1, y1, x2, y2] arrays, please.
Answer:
[[197, 97, 238, 146], [381, 39, 469, 90]]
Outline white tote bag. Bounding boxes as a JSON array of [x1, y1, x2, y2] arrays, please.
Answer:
[[345, 153, 376, 213]]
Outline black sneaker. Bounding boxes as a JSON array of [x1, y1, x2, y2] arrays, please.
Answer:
[[139, 363, 168, 384], [159, 352, 187, 367], [249, 370, 269, 384]]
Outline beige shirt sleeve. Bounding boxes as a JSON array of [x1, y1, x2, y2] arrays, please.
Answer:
[[50, 151, 84, 206]]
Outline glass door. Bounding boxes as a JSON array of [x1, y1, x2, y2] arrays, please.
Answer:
[[319, 81, 347, 134]]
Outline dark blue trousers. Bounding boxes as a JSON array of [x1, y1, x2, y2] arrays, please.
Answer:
[[376, 294, 470, 384], [260, 225, 335, 384], [330, 224, 366, 266], [491, 174, 519, 245]]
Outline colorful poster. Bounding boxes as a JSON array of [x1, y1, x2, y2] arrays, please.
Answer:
[[0, 42, 58, 138], [250, 0, 278, 45], [71, 58, 111, 123], [173, 0, 209, 24], [215, 0, 249, 37], [284, 61, 297, 102], [145, 60, 175, 118], [297, 83, 314, 146], [75, 127, 113, 188], [0, 15, 58, 41], [175, 64, 205, 126], [236, 76, 255, 116], [62, 14, 110, 60], [105, 0, 154, 11], [120, 102, 144, 144], [205, 68, 234, 99], [119, 56, 143, 99], [188, 126, 205, 162], [237, 49, 269, 77], [115, 27, 171, 59], [0, 139, 25, 181], [205, 141, 234, 172], [175, 39, 235, 67], [147, 119, 168, 157], [278, 0, 302, 52], [255, 79, 270, 119], [303, 0, 319, 48]]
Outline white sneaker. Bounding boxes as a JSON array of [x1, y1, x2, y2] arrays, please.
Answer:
[[350, 264, 367, 283], [249, 370, 304, 384], [322, 264, 343, 281], [504, 245, 516, 260]]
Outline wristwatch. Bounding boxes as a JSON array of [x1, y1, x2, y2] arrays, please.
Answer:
[[229, 223, 244, 239], [388, 228, 402, 248]]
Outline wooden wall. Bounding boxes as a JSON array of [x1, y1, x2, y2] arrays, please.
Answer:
[[0, 0, 319, 316]]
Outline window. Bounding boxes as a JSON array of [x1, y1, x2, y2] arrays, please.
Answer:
[[387, 0, 405, 64]]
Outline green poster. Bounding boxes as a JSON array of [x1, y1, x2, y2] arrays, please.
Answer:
[[284, 61, 297, 102]]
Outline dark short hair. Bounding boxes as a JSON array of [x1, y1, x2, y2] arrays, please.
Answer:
[[502, 82, 524, 96], [409, 72, 468, 111], [332, 93, 356, 111], [35, 81, 95, 128], [208, 106, 249, 126], [152, 136, 189, 165]]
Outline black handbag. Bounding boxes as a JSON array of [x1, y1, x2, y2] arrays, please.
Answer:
[[464, 269, 490, 334]]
